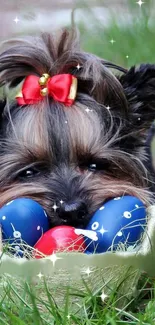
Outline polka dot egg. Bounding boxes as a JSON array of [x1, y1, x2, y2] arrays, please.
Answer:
[[85, 196, 147, 253], [0, 198, 50, 256]]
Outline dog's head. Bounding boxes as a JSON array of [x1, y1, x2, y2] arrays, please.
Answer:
[[0, 29, 154, 228]]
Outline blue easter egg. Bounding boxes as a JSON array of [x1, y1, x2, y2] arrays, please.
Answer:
[[0, 198, 50, 256], [85, 196, 146, 253]]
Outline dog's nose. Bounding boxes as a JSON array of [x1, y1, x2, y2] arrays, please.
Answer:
[[58, 201, 87, 222]]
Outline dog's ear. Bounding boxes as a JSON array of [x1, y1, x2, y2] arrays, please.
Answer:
[[119, 64, 155, 131], [116, 64, 155, 160]]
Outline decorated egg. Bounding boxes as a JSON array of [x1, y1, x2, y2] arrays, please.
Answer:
[[85, 196, 146, 253], [34, 225, 86, 258], [0, 198, 49, 256]]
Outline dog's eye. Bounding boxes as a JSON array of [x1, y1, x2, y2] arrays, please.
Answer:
[[18, 168, 40, 179], [88, 164, 97, 172], [88, 161, 110, 172], [78, 158, 111, 173]]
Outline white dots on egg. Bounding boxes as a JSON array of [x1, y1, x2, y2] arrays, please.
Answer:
[[117, 231, 123, 237], [15, 245, 20, 251], [44, 210, 48, 218], [123, 211, 132, 219], [11, 223, 21, 238], [75, 228, 98, 241], [13, 231, 21, 238], [135, 204, 139, 208], [2, 216, 6, 220], [91, 221, 99, 231], [6, 200, 14, 206], [99, 206, 105, 211], [114, 197, 121, 200], [37, 226, 40, 230]]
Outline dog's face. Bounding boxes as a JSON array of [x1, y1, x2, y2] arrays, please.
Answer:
[[0, 31, 154, 229]]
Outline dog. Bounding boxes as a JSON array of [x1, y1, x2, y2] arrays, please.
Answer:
[[0, 28, 154, 230]]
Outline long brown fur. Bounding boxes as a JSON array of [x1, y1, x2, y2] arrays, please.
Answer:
[[0, 28, 154, 228]]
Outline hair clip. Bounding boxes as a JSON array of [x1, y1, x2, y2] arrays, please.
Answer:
[[16, 73, 78, 106]]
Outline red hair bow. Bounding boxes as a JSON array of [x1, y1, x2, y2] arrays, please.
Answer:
[[16, 73, 77, 106]]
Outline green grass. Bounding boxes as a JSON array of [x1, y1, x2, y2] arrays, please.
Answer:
[[0, 271, 155, 324], [1, 1, 155, 324], [79, 0, 155, 68]]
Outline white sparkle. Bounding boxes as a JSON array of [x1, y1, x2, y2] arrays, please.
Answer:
[[2, 216, 6, 220], [52, 203, 58, 212], [65, 121, 68, 124], [81, 267, 94, 277], [85, 108, 91, 113], [101, 291, 108, 302], [126, 55, 129, 59], [14, 17, 19, 24], [117, 231, 123, 237], [60, 200, 64, 204], [99, 206, 105, 210], [106, 106, 111, 110], [98, 226, 108, 235], [37, 226, 40, 230], [76, 64, 81, 70], [37, 272, 44, 279], [136, 0, 145, 7], [138, 117, 141, 121], [47, 253, 62, 266], [110, 39, 115, 44]]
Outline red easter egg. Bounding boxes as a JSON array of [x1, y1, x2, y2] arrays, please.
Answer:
[[34, 225, 86, 258]]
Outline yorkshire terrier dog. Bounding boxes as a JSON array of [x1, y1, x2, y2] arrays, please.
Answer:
[[0, 28, 154, 229]]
